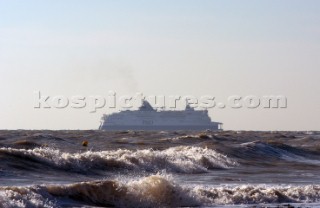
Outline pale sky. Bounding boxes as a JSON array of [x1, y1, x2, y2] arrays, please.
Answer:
[[0, 0, 319, 130]]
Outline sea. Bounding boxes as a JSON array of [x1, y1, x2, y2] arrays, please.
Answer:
[[0, 130, 319, 208]]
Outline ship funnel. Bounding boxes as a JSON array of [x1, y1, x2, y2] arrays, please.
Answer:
[[139, 100, 155, 111]]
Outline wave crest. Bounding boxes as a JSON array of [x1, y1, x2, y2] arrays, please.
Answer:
[[0, 146, 236, 173], [238, 141, 320, 165], [1, 175, 320, 207]]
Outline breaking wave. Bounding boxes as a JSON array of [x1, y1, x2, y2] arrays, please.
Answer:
[[1, 175, 319, 208], [0, 146, 236, 174]]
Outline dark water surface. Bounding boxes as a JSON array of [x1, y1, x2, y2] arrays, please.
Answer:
[[0, 130, 319, 207]]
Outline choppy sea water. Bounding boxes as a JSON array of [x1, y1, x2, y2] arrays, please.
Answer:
[[0, 130, 319, 208]]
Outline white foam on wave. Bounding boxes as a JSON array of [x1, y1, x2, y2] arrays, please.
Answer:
[[1, 175, 320, 208], [0, 146, 237, 173], [0, 186, 55, 208], [192, 184, 320, 205]]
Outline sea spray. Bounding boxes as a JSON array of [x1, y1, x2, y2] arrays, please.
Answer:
[[1, 175, 320, 207]]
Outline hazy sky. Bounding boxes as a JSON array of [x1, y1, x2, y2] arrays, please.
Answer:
[[0, 0, 319, 130]]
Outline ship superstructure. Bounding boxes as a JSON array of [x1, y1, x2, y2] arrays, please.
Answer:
[[99, 101, 223, 131]]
